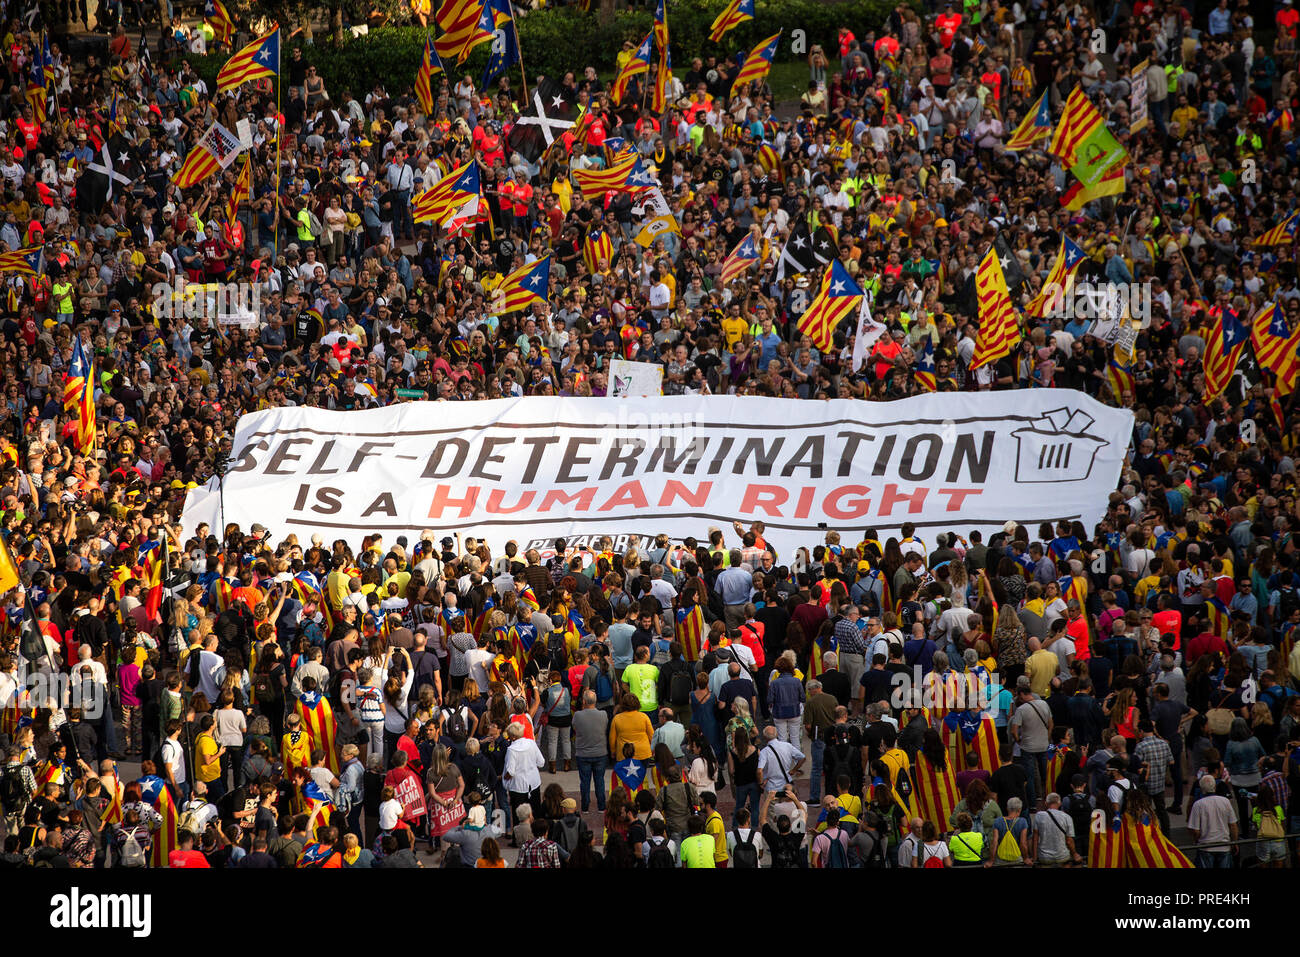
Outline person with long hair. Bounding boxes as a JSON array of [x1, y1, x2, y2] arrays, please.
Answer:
[[913, 728, 959, 835]]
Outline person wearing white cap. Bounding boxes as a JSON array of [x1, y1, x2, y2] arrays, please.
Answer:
[[441, 802, 505, 867]]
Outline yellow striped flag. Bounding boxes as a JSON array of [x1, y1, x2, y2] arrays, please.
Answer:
[[63, 337, 96, 455], [412, 161, 480, 224], [797, 258, 863, 352], [719, 232, 760, 286], [204, 0, 236, 44], [435, 0, 493, 64], [1048, 87, 1104, 168], [0, 533, 18, 594], [223, 152, 252, 226], [709, 0, 754, 42], [294, 691, 339, 774], [571, 153, 649, 197], [1252, 302, 1300, 394], [1202, 307, 1249, 400], [674, 603, 704, 662], [173, 140, 223, 189], [1005, 89, 1051, 151], [216, 27, 279, 94], [652, 0, 671, 112], [0, 246, 43, 276], [492, 255, 551, 313], [583, 226, 615, 274], [415, 35, 442, 117], [1025, 236, 1087, 319], [1106, 342, 1135, 404], [612, 33, 654, 104], [730, 32, 781, 98], [970, 247, 1021, 369], [1121, 815, 1193, 868], [1251, 211, 1300, 247]]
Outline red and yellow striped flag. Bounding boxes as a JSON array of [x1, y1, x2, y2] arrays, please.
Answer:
[[216, 27, 279, 94], [612, 33, 654, 104], [674, 603, 704, 662], [730, 32, 781, 98], [414, 35, 442, 117], [173, 139, 223, 189], [205, 0, 236, 44], [294, 692, 339, 774], [970, 247, 1021, 369], [63, 337, 96, 455], [582, 226, 614, 274], [1202, 307, 1248, 401], [223, 152, 252, 225], [435, 0, 492, 64], [1048, 87, 1103, 168], [1121, 816, 1193, 868], [1252, 302, 1300, 395], [797, 258, 863, 352], [709, 0, 754, 42], [493, 255, 551, 313], [912, 753, 960, 834]]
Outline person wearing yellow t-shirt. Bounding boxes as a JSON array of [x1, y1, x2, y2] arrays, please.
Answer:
[[194, 713, 226, 798], [701, 792, 729, 866], [680, 815, 717, 868], [719, 305, 748, 349]]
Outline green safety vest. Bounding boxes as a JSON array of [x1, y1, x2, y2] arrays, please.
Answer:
[[950, 830, 984, 862]]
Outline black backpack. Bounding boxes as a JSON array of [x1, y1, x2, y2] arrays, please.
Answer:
[[731, 828, 759, 868], [1063, 791, 1092, 838], [1, 766, 26, 816], [668, 665, 693, 706], [770, 832, 805, 869], [446, 708, 469, 744], [647, 838, 675, 868]]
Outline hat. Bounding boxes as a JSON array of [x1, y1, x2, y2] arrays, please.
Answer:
[[550, 614, 566, 629], [440, 536, 454, 547]]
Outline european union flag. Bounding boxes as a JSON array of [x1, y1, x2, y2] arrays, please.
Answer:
[[481, 0, 520, 89]]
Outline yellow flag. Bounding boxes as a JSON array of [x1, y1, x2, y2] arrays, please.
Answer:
[[0, 536, 19, 594]]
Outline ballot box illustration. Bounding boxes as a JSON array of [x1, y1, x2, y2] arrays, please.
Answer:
[[1011, 408, 1108, 483]]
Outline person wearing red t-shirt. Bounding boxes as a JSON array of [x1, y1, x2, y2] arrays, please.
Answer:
[[935, 4, 963, 48], [200, 230, 230, 280], [1184, 628, 1227, 666], [14, 106, 40, 153], [1279, 0, 1299, 39], [168, 831, 211, 867], [1065, 604, 1091, 661]]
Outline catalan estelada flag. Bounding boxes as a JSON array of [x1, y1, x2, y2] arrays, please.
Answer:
[[1121, 815, 1193, 868], [730, 31, 781, 98], [0, 246, 43, 275], [138, 774, 177, 867], [915, 337, 937, 392], [709, 0, 754, 42], [508, 622, 538, 677], [940, 711, 1001, 774], [494, 255, 551, 313], [1252, 302, 1300, 395], [1005, 89, 1051, 150], [223, 152, 252, 226], [582, 226, 615, 274], [1025, 236, 1087, 319], [138, 540, 164, 619], [571, 153, 654, 198], [302, 778, 336, 839], [0, 535, 19, 596], [912, 753, 960, 834], [1049, 87, 1105, 168], [1252, 211, 1300, 247], [517, 585, 540, 614], [216, 27, 279, 94], [610, 755, 649, 798], [652, 0, 671, 112], [294, 690, 339, 774], [1205, 596, 1232, 639], [1088, 823, 1125, 868], [204, 0, 235, 44], [675, 603, 705, 662], [435, 0, 492, 64], [756, 141, 783, 182], [970, 246, 1021, 369], [1044, 745, 1076, 796], [1202, 307, 1248, 401], [798, 258, 863, 352], [412, 161, 479, 225], [612, 32, 654, 104], [719, 232, 760, 287], [63, 337, 96, 454], [1106, 342, 1135, 404], [414, 35, 442, 116]]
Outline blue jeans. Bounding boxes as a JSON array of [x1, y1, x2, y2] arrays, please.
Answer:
[[809, 737, 826, 803], [577, 755, 608, 811], [733, 782, 760, 827], [1196, 850, 1232, 868]]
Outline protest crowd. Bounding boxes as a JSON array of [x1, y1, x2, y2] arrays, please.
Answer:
[[0, 0, 1297, 879]]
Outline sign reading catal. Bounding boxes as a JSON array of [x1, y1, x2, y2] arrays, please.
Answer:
[[182, 393, 1133, 560]]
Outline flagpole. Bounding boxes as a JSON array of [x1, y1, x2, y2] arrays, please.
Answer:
[[274, 28, 282, 263], [510, 7, 528, 105]]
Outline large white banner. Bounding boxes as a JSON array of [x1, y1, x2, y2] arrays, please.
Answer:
[[181, 392, 1133, 562]]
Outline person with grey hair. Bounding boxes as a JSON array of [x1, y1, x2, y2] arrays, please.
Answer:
[[717, 552, 754, 630], [1186, 774, 1238, 868], [503, 720, 544, 818], [757, 725, 804, 826], [834, 602, 868, 694], [572, 689, 610, 812], [991, 796, 1032, 865], [1031, 792, 1082, 866]]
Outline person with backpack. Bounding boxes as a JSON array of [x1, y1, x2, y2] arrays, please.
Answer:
[[657, 641, 696, 724], [726, 806, 765, 867], [296, 825, 344, 867], [645, 818, 678, 868], [810, 806, 851, 868], [1, 745, 35, 834], [991, 797, 1033, 866], [547, 797, 590, 862], [912, 819, 951, 868], [538, 669, 573, 774]]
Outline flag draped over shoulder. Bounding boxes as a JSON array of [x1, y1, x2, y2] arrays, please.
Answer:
[[797, 258, 863, 352], [216, 28, 279, 93], [675, 603, 705, 662], [914, 336, 937, 391], [582, 226, 615, 274], [912, 753, 959, 833], [138, 540, 165, 619], [970, 247, 1021, 369], [1088, 824, 1125, 868], [508, 622, 537, 677], [138, 775, 177, 867], [294, 691, 339, 774], [940, 712, 1001, 774]]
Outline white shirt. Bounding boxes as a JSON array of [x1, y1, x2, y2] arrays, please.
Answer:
[[181, 798, 219, 832], [465, 648, 494, 690], [162, 738, 188, 785], [503, 737, 545, 793], [725, 826, 766, 865]]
